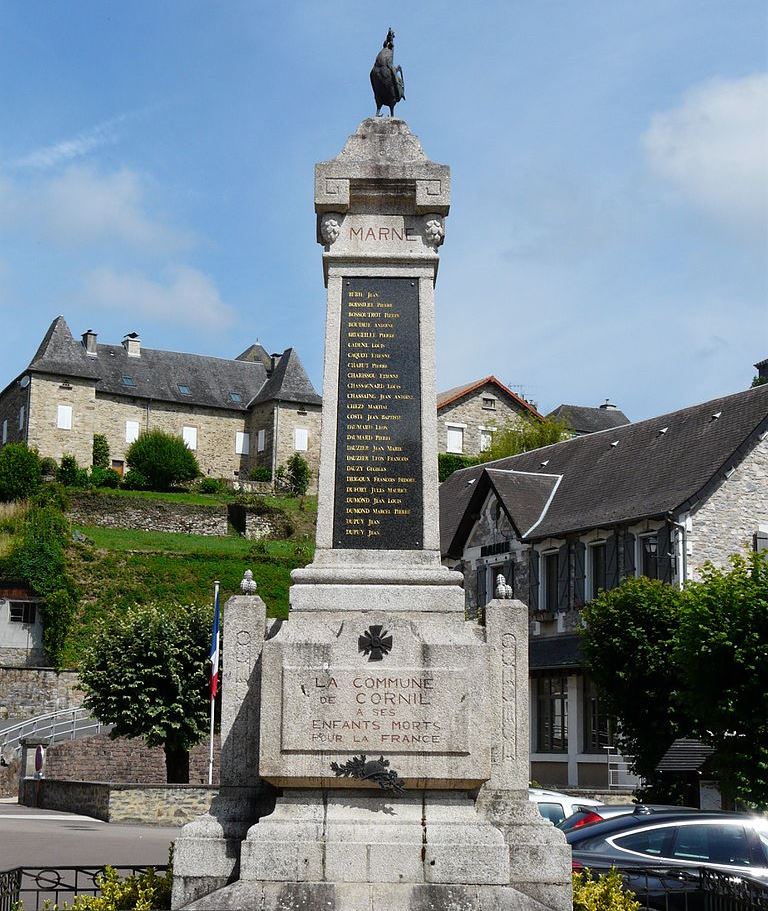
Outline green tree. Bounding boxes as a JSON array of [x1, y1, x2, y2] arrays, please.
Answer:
[[581, 577, 690, 798], [285, 453, 311, 496], [478, 414, 568, 463], [126, 429, 200, 491], [92, 433, 110, 469], [752, 375, 768, 387], [79, 602, 211, 782], [0, 442, 42, 502], [677, 552, 768, 805]]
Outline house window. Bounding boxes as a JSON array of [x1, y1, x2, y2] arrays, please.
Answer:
[[476, 567, 488, 610], [125, 421, 140, 444], [257, 429, 266, 452], [482, 396, 497, 410], [491, 561, 514, 597], [294, 427, 308, 451], [111, 460, 124, 477], [582, 678, 616, 753], [19, 405, 26, 431], [178, 384, 191, 396], [182, 426, 198, 451], [542, 551, 559, 612], [57, 404, 72, 430], [536, 673, 568, 752], [235, 432, 250, 455], [9, 601, 36, 624], [640, 535, 659, 579], [121, 376, 136, 388], [229, 392, 242, 403], [588, 542, 606, 599], [2, 420, 6, 444], [479, 428, 494, 452], [446, 424, 464, 454]]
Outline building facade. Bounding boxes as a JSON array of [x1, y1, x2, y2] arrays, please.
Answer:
[[0, 318, 322, 491], [441, 384, 768, 789], [437, 376, 541, 457]]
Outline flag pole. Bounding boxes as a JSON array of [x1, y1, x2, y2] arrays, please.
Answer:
[[208, 580, 220, 786]]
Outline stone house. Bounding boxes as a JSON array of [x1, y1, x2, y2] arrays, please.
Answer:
[[546, 401, 630, 437], [0, 581, 44, 667], [437, 376, 541, 457], [0, 317, 322, 491], [440, 383, 768, 789]]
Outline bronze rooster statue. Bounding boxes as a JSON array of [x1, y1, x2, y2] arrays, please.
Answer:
[[370, 28, 405, 117]]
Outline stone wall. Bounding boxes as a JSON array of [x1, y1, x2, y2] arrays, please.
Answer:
[[93, 393, 254, 480], [27, 374, 97, 466], [0, 667, 82, 721], [273, 402, 322, 494], [688, 435, 768, 576], [227, 504, 275, 540], [437, 383, 529, 457], [246, 401, 277, 475], [20, 777, 217, 824], [0, 374, 30, 449], [43, 732, 220, 785], [68, 491, 228, 536]]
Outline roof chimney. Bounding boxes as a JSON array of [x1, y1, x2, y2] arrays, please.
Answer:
[[599, 399, 617, 411], [81, 329, 98, 356], [122, 332, 141, 358], [270, 352, 281, 374], [755, 358, 768, 381]]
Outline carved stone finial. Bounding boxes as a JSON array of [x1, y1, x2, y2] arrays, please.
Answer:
[[240, 569, 258, 596], [320, 213, 342, 245], [495, 573, 513, 600], [424, 215, 445, 247]]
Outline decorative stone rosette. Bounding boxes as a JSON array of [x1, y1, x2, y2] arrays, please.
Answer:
[[423, 214, 445, 247], [320, 213, 343, 245]]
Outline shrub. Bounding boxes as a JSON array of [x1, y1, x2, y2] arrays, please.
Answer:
[[41, 588, 77, 665], [91, 467, 121, 489], [438, 452, 479, 482], [198, 477, 224, 494], [573, 867, 640, 910], [126, 430, 200, 491], [57, 454, 89, 488], [285, 453, 311, 496], [122, 468, 149, 490], [40, 456, 58, 477], [60, 862, 173, 910], [31, 482, 71, 512], [0, 443, 42, 502], [249, 465, 272, 482], [92, 433, 110, 469]]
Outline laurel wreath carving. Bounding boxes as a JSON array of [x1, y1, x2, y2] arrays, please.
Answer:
[[330, 754, 405, 795]]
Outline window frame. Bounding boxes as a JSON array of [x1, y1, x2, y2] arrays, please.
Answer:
[[125, 420, 140, 444], [9, 601, 36, 624], [535, 672, 569, 753], [2, 419, 6, 444], [235, 431, 250, 456], [481, 396, 497, 411], [445, 422, 465, 454], [541, 550, 559, 613], [257, 429, 266, 452], [56, 404, 72, 431], [182, 425, 198, 451], [587, 540, 607, 600], [638, 533, 660, 580], [294, 427, 309, 452]]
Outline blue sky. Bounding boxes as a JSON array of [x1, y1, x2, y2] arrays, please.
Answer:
[[0, 1, 766, 420]]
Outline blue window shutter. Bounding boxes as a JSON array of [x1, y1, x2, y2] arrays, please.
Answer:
[[606, 534, 619, 590], [622, 531, 636, 579], [657, 525, 673, 583], [573, 541, 586, 607], [529, 550, 539, 609], [557, 543, 570, 611]]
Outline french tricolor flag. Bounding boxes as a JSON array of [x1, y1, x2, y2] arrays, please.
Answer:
[[209, 581, 221, 700]]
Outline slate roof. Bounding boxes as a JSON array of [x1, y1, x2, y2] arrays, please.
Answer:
[[25, 317, 320, 413], [441, 383, 768, 555], [529, 634, 582, 671], [656, 738, 715, 773], [437, 376, 542, 419], [548, 403, 630, 434]]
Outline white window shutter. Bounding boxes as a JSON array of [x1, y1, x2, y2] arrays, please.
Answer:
[[257, 429, 266, 452], [294, 427, 308, 451], [57, 404, 72, 430], [446, 425, 464, 454], [182, 426, 198, 451], [236, 432, 250, 455], [2, 420, 7, 444], [125, 421, 140, 444]]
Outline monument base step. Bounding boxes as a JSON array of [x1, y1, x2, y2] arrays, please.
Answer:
[[180, 880, 561, 911]]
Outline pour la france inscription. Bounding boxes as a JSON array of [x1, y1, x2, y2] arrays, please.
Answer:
[[333, 277, 423, 549], [281, 667, 469, 754]]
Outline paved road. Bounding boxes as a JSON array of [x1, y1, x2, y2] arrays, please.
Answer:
[[0, 801, 179, 869]]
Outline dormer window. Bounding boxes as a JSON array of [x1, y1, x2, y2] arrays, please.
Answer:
[[178, 384, 191, 396], [229, 392, 242, 403], [121, 376, 136, 387]]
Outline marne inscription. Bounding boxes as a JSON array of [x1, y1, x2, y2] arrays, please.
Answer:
[[333, 277, 423, 549], [281, 667, 469, 754]]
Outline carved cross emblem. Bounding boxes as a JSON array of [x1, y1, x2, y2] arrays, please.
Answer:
[[358, 625, 393, 661]]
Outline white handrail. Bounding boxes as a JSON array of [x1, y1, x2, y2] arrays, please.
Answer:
[[0, 707, 111, 762]]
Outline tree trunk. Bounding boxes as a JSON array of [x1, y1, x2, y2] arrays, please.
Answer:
[[165, 742, 190, 783]]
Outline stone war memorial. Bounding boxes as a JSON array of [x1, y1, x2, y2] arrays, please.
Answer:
[[172, 37, 571, 911]]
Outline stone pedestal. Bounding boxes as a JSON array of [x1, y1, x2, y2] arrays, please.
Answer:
[[173, 119, 570, 911]]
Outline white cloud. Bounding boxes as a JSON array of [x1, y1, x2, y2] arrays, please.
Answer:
[[0, 165, 190, 253], [643, 73, 768, 231], [14, 114, 127, 170], [82, 266, 234, 329]]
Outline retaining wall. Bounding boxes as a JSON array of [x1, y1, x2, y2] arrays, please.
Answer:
[[0, 666, 82, 721], [67, 492, 229, 537]]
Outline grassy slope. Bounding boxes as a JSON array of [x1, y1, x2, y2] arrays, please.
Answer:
[[56, 493, 317, 667]]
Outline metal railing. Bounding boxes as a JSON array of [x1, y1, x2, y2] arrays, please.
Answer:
[[604, 744, 641, 790], [0, 708, 111, 765], [0, 865, 169, 911]]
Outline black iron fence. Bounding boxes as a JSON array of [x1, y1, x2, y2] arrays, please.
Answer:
[[0, 865, 168, 911]]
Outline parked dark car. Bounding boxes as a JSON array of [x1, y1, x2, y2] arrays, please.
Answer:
[[559, 804, 699, 833], [568, 811, 768, 909]]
